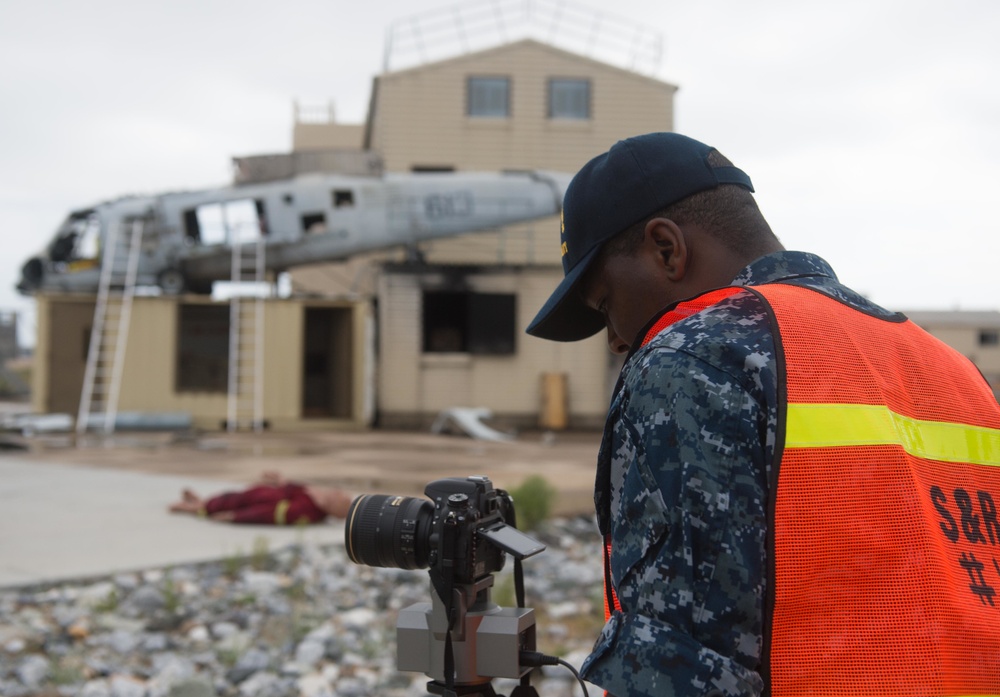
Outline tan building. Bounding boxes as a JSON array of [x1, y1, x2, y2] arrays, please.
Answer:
[[905, 310, 1000, 395], [290, 38, 678, 429]]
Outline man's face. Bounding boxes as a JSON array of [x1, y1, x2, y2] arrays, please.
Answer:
[[580, 246, 673, 355]]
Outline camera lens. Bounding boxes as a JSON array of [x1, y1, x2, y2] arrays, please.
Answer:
[[344, 494, 434, 570]]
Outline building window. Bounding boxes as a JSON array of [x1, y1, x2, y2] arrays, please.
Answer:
[[980, 330, 999, 347], [412, 165, 456, 173], [549, 78, 591, 119], [467, 77, 510, 117], [423, 291, 516, 355], [176, 304, 229, 393]]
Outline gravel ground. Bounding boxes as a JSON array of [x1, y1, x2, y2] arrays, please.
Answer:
[[0, 516, 605, 697]]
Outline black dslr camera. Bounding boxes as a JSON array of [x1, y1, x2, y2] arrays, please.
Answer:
[[345, 475, 546, 697]]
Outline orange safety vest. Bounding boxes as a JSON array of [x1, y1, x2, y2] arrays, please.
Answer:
[[601, 283, 1000, 695], [758, 282, 1000, 695]]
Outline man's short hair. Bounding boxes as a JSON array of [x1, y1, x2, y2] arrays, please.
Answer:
[[603, 150, 778, 260]]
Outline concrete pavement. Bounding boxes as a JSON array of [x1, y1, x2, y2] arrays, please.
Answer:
[[0, 426, 601, 589], [0, 457, 344, 588]]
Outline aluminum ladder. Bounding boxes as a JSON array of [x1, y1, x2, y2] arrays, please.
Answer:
[[76, 219, 144, 435], [226, 221, 266, 432]]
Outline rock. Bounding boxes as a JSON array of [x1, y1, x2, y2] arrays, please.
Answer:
[[186, 625, 210, 643], [165, 678, 215, 697], [242, 571, 283, 595], [142, 632, 169, 652], [16, 653, 50, 688], [79, 679, 113, 697], [227, 647, 271, 684], [334, 675, 371, 697], [547, 601, 582, 619], [78, 581, 118, 609], [105, 628, 142, 654], [126, 585, 166, 613], [148, 653, 196, 693], [298, 672, 335, 697], [110, 674, 147, 697], [210, 621, 239, 639], [294, 638, 325, 667], [338, 608, 376, 630], [238, 671, 292, 697], [0, 679, 32, 697], [67, 618, 92, 640], [4, 637, 27, 653]]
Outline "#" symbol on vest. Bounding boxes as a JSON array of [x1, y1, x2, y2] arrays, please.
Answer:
[[959, 552, 997, 607]]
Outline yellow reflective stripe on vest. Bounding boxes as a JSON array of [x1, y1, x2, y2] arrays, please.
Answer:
[[785, 404, 1000, 467], [274, 499, 290, 525]]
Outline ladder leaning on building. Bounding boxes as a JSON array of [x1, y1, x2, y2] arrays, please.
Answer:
[[226, 218, 266, 432], [76, 219, 144, 435]]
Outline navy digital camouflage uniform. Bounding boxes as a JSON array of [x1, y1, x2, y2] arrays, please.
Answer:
[[580, 250, 898, 697]]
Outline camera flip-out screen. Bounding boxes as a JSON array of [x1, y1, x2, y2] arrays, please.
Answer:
[[480, 525, 546, 560]]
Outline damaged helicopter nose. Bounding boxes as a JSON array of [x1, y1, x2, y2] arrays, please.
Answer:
[[17, 257, 44, 294]]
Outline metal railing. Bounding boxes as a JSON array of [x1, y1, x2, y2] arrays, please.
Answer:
[[383, 0, 664, 76]]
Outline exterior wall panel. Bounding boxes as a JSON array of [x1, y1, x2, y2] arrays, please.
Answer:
[[376, 267, 610, 429], [36, 294, 368, 430], [370, 40, 676, 174]]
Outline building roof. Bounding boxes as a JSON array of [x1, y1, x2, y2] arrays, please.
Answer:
[[380, 37, 677, 90], [383, 0, 664, 77], [903, 309, 1000, 329]]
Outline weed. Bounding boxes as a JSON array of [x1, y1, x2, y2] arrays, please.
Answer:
[[162, 574, 181, 615], [491, 572, 516, 608], [223, 549, 245, 578], [250, 536, 271, 571], [509, 475, 555, 530], [93, 588, 119, 613], [50, 660, 82, 686]]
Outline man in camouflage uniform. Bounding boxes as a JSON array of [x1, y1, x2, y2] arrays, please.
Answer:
[[526, 133, 899, 696]]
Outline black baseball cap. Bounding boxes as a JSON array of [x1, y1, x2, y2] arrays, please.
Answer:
[[526, 132, 754, 342]]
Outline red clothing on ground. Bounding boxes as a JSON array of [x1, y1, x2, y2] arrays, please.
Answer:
[[203, 483, 327, 525]]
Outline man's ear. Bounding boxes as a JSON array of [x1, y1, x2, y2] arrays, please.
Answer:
[[645, 218, 687, 281]]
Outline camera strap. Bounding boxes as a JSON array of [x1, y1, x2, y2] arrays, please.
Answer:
[[439, 515, 460, 697], [503, 500, 536, 696]]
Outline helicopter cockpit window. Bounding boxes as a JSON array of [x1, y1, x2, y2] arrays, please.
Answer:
[[188, 199, 262, 246], [50, 212, 100, 263]]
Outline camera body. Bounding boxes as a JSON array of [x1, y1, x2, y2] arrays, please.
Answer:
[[345, 475, 546, 687], [425, 475, 511, 584]]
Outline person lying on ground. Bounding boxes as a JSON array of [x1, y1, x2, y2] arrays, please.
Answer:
[[168, 470, 352, 525]]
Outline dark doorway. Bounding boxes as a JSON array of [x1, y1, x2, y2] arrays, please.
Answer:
[[302, 308, 353, 418]]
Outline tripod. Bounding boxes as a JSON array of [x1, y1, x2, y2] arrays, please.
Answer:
[[397, 574, 539, 696]]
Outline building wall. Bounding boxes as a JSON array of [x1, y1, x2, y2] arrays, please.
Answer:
[[361, 39, 675, 428], [0, 311, 18, 361], [368, 39, 676, 173], [376, 267, 610, 429], [907, 314, 1000, 393], [292, 123, 365, 151], [34, 294, 371, 430], [34, 295, 93, 416]]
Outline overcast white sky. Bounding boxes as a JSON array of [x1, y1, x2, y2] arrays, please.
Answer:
[[1, 0, 998, 347]]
